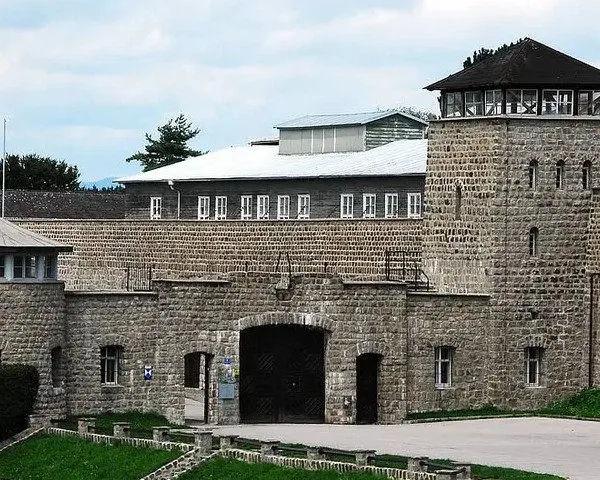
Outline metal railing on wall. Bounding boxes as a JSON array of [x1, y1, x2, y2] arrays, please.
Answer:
[[384, 248, 429, 290], [125, 265, 153, 292]]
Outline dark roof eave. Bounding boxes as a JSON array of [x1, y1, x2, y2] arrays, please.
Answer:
[[0, 245, 73, 253]]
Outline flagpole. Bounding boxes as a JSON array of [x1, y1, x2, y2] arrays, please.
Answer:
[[2, 118, 5, 219]]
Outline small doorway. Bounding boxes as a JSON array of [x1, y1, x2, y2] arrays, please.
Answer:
[[184, 352, 213, 423], [356, 353, 382, 424]]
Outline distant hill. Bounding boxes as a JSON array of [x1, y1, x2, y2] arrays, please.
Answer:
[[80, 177, 118, 190]]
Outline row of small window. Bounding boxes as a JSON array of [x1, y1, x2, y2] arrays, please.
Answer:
[[0, 254, 58, 281], [528, 160, 592, 190], [445, 89, 600, 118], [435, 346, 543, 389], [150, 193, 423, 220]]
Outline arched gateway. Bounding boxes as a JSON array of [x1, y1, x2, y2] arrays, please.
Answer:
[[239, 324, 326, 423]]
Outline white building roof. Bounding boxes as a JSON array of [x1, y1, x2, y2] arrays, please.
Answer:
[[0, 219, 72, 251], [275, 109, 428, 129], [116, 139, 427, 184]]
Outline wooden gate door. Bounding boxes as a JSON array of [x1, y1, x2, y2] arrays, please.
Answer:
[[356, 353, 381, 424], [240, 325, 325, 423]]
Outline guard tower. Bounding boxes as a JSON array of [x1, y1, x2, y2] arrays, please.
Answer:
[[423, 38, 600, 408]]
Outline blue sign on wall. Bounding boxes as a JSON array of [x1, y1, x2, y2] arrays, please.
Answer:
[[144, 365, 153, 381]]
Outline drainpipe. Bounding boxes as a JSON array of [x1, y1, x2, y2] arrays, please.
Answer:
[[168, 180, 181, 220], [590, 273, 598, 388]]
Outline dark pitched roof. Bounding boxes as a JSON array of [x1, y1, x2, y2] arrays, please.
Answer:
[[425, 38, 600, 91]]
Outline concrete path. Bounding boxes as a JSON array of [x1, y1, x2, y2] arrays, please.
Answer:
[[212, 417, 600, 480]]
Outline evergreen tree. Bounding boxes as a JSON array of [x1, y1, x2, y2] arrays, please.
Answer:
[[4, 154, 80, 191], [463, 39, 522, 69], [126, 114, 204, 172]]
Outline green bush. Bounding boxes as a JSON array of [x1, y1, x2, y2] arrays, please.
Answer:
[[0, 364, 39, 440]]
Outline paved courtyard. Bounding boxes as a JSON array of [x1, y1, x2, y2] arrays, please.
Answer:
[[213, 417, 600, 480]]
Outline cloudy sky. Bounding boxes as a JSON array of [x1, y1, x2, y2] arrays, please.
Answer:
[[1, 0, 599, 181]]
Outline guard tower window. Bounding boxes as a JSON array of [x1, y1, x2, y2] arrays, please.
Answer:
[[44, 255, 57, 279], [506, 89, 537, 115], [578, 91, 600, 116], [100, 345, 123, 385], [14, 255, 37, 279], [485, 90, 503, 115], [528, 160, 538, 190], [542, 90, 573, 115], [435, 346, 453, 389], [556, 161, 565, 189], [583, 161, 592, 190], [0, 255, 5, 278], [465, 91, 483, 116], [525, 347, 543, 386], [455, 186, 462, 220], [529, 227, 539, 257], [444, 92, 463, 117]]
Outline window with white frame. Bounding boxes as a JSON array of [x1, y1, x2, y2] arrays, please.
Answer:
[[240, 195, 252, 220], [215, 196, 227, 220], [542, 90, 573, 115], [13, 255, 36, 279], [465, 91, 483, 116], [525, 347, 543, 386], [297, 194, 310, 219], [100, 345, 123, 385], [407, 193, 422, 218], [44, 255, 57, 279], [435, 346, 453, 389], [0, 255, 4, 278], [444, 92, 463, 117], [257, 195, 270, 219], [197, 196, 210, 220], [277, 195, 290, 219], [384, 193, 399, 218], [506, 89, 538, 115], [150, 197, 162, 220], [340, 194, 353, 218], [578, 90, 600, 116], [485, 89, 503, 115], [529, 160, 538, 190], [362, 193, 376, 218]]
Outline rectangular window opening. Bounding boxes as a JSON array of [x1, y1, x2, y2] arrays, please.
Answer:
[[197, 196, 210, 220], [277, 195, 290, 220], [257, 195, 270, 219], [340, 194, 354, 219], [408, 193, 422, 218], [297, 194, 310, 219], [506, 89, 538, 115], [241, 195, 252, 220], [435, 346, 453, 389], [385, 193, 399, 219], [465, 91, 484, 116], [542, 90, 573, 115], [150, 197, 162, 220], [215, 196, 227, 220], [363, 194, 376, 218]]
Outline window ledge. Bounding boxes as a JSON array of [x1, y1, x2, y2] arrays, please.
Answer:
[[525, 385, 546, 389], [435, 385, 454, 391], [101, 384, 124, 392]]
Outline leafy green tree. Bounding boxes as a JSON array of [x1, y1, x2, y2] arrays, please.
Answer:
[[126, 114, 205, 172], [4, 154, 80, 191], [399, 106, 438, 121], [463, 39, 523, 69]]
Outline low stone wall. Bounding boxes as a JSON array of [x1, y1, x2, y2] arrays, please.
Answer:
[[223, 448, 437, 480], [45, 427, 192, 452]]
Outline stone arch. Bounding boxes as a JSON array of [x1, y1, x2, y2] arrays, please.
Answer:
[[238, 311, 334, 332], [519, 334, 553, 349], [344, 340, 392, 360], [93, 333, 134, 350]]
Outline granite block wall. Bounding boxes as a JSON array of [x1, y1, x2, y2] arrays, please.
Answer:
[[15, 219, 423, 290]]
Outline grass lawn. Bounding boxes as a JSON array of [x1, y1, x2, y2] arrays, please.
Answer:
[[0, 434, 181, 480], [178, 457, 386, 480], [537, 388, 600, 418]]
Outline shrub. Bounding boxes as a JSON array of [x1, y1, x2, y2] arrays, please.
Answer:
[[0, 364, 39, 440]]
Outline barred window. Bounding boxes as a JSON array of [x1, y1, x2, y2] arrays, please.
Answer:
[[100, 345, 123, 385]]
